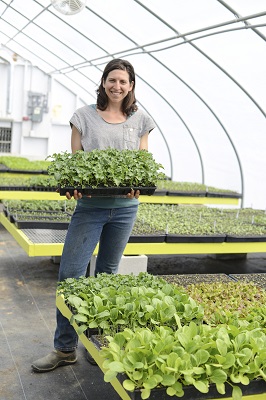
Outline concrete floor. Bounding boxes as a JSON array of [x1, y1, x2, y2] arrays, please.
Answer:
[[1, 222, 266, 400]]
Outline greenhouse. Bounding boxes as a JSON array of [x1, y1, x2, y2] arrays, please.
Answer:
[[0, 1, 266, 399]]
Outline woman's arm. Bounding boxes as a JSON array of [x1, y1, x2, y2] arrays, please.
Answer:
[[139, 132, 149, 150], [71, 125, 83, 153]]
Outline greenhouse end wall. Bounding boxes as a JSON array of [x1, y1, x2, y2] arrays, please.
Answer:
[[0, 59, 83, 159]]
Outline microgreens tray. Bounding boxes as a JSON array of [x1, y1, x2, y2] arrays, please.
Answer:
[[59, 186, 157, 196]]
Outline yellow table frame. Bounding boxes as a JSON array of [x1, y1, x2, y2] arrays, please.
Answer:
[[1, 213, 266, 257], [56, 295, 266, 400]]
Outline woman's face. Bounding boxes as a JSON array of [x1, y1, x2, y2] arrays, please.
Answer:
[[103, 69, 134, 105]]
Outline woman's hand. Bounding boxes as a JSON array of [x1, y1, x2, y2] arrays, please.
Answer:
[[126, 189, 140, 199], [65, 189, 91, 200], [65, 189, 83, 200]]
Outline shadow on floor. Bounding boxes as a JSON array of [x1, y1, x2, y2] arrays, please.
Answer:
[[1, 223, 266, 400]]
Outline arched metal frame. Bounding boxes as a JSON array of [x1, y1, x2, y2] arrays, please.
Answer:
[[0, 0, 265, 207]]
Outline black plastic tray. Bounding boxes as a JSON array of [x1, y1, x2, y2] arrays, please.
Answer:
[[225, 235, 266, 242], [10, 211, 71, 230], [59, 186, 157, 196], [160, 273, 234, 286], [90, 335, 266, 400], [0, 186, 33, 191], [128, 234, 166, 243], [153, 189, 168, 196], [206, 191, 241, 198], [166, 234, 226, 243], [167, 190, 206, 197], [0, 168, 47, 174], [229, 273, 266, 289], [33, 185, 58, 192], [0, 185, 57, 191], [122, 379, 266, 399]]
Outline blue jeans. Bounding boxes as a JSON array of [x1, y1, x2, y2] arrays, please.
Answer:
[[54, 204, 138, 351]]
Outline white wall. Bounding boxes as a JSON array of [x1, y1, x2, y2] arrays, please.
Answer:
[[0, 56, 85, 159]]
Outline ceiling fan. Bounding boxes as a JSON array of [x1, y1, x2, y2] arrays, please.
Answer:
[[50, 0, 87, 15]]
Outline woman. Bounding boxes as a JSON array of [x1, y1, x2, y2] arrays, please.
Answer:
[[31, 59, 156, 372]]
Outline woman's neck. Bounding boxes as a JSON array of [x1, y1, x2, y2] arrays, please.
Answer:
[[97, 105, 127, 123]]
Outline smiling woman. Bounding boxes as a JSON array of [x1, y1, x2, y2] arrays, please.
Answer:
[[31, 58, 157, 373]]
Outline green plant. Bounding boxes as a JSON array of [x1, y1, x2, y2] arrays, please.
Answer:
[[183, 281, 266, 327], [100, 322, 266, 399], [135, 204, 266, 237], [58, 273, 266, 399], [2, 199, 76, 213], [58, 273, 204, 336], [47, 149, 165, 188], [0, 155, 50, 170]]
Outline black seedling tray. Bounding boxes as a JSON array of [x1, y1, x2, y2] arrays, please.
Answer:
[[59, 186, 157, 196], [225, 235, 266, 242], [10, 211, 71, 230], [166, 234, 226, 243], [128, 234, 166, 243]]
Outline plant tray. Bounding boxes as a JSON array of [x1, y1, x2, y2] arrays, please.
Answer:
[[128, 234, 166, 243], [206, 191, 241, 198], [2, 169, 45, 174], [59, 186, 157, 196], [33, 185, 58, 192], [167, 190, 206, 197], [10, 211, 71, 230], [0, 163, 9, 171], [120, 378, 266, 400], [2, 207, 10, 218], [229, 273, 266, 289], [0, 185, 56, 191], [12, 219, 70, 230], [90, 335, 266, 400], [225, 235, 266, 242], [166, 234, 226, 243], [153, 189, 168, 196], [0, 185, 33, 191], [160, 273, 233, 287]]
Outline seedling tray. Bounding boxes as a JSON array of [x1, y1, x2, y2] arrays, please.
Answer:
[[0, 168, 46, 174], [0, 185, 33, 191], [153, 189, 168, 196], [10, 211, 71, 229], [229, 273, 266, 289], [206, 191, 241, 198], [160, 273, 233, 287], [120, 379, 266, 400], [166, 234, 226, 243], [128, 234, 166, 243], [32, 185, 58, 192], [167, 190, 206, 197], [226, 235, 266, 242], [0, 185, 57, 192], [90, 335, 266, 400], [59, 186, 157, 196]]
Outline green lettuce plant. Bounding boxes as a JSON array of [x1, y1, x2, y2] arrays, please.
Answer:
[[183, 281, 266, 327], [100, 322, 266, 400], [58, 273, 204, 336]]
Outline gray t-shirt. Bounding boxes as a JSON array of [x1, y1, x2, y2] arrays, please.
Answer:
[[69, 104, 155, 151], [69, 104, 156, 208]]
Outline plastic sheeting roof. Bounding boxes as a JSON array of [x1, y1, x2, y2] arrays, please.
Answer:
[[0, 0, 266, 208]]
